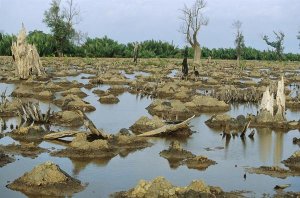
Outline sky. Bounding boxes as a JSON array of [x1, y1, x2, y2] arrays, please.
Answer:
[[0, 0, 299, 53]]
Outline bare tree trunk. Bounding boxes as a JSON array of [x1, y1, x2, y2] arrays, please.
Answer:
[[237, 56, 240, 69], [11, 24, 44, 79], [275, 77, 285, 121], [193, 44, 201, 65]]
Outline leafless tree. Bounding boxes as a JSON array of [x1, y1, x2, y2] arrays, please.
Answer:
[[232, 20, 245, 69], [180, 0, 208, 65], [63, 0, 81, 25]]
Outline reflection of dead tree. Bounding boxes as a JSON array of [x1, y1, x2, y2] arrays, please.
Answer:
[[17, 102, 52, 126]]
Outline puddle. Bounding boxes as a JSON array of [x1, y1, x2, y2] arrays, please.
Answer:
[[120, 70, 150, 80], [167, 69, 178, 78], [83, 87, 153, 133], [53, 73, 94, 85]]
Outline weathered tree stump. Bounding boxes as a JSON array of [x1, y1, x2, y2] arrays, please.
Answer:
[[257, 77, 286, 123], [275, 77, 285, 121], [11, 24, 44, 79]]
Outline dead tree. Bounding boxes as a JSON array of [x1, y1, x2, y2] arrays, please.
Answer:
[[180, 0, 208, 65], [133, 42, 139, 64], [233, 20, 245, 69], [11, 24, 44, 79], [182, 47, 189, 78], [0, 89, 8, 113], [263, 31, 285, 61]]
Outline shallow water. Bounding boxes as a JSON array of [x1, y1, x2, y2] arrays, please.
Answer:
[[0, 78, 300, 197], [120, 70, 150, 80]]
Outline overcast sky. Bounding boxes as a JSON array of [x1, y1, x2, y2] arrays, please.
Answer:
[[0, 0, 299, 53]]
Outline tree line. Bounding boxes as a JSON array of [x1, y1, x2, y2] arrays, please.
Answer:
[[1, 0, 300, 62], [1, 31, 299, 61]]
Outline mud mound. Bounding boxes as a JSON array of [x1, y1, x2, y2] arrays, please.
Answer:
[[51, 110, 84, 127], [54, 94, 95, 112], [184, 156, 217, 171], [188, 95, 230, 112], [7, 161, 85, 196], [0, 143, 48, 158], [61, 87, 87, 98], [246, 166, 300, 179], [129, 116, 165, 134], [160, 141, 216, 170], [112, 176, 227, 198], [282, 151, 300, 171], [99, 94, 120, 104], [147, 100, 193, 120]]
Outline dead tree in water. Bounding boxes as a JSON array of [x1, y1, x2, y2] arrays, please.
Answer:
[[133, 42, 139, 64], [233, 20, 245, 69], [11, 24, 44, 79], [180, 0, 208, 65], [17, 102, 52, 126], [0, 89, 8, 113], [182, 47, 189, 79]]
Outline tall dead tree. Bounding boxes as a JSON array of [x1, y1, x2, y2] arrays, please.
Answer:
[[180, 0, 208, 65], [11, 24, 44, 79], [233, 20, 245, 69], [133, 42, 139, 64]]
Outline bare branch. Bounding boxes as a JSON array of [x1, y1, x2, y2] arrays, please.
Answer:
[[179, 0, 208, 46]]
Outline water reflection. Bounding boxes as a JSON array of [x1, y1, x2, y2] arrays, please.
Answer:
[[273, 131, 284, 165], [70, 157, 113, 176], [257, 128, 284, 165]]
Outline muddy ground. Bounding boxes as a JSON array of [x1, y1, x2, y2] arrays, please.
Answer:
[[0, 57, 300, 197]]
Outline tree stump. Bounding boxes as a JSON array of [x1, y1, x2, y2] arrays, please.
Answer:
[[11, 24, 44, 79], [275, 77, 285, 121]]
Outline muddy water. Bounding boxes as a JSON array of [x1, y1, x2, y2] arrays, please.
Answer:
[[0, 76, 300, 197]]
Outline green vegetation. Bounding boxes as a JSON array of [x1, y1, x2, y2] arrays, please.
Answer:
[[43, 0, 78, 56], [0, 32, 299, 61]]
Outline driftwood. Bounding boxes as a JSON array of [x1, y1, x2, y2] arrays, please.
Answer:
[[138, 115, 195, 137], [240, 120, 251, 137], [44, 111, 109, 140], [17, 102, 52, 125], [43, 131, 81, 140], [248, 130, 255, 139], [81, 111, 109, 139]]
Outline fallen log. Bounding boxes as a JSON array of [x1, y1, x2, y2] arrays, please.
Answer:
[[43, 131, 81, 140], [138, 115, 195, 137], [80, 111, 109, 139]]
